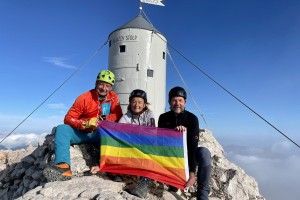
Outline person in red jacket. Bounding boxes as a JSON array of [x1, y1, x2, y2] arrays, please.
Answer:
[[43, 70, 123, 182]]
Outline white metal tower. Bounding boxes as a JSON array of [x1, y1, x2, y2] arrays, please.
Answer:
[[108, 14, 167, 122]]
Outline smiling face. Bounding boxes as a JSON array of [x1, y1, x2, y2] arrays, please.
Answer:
[[130, 97, 146, 114], [169, 96, 186, 115], [95, 81, 112, 97]]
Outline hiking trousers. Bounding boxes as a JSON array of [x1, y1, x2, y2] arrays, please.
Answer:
[[196, 147, 212, 200], [54, 124, 100, 166]]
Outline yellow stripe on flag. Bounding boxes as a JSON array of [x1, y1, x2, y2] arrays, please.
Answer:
[[101, 145, 185, 169]]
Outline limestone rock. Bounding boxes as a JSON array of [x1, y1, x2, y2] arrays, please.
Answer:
[[200, 130, 264, 200], [0, 128, 265, 200]]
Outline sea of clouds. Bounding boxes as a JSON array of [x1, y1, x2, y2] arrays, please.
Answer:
[[0, 133, 48, 150], [225, 141, 300, 200]]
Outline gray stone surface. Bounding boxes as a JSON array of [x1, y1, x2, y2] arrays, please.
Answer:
[[0, 128, 265, 200]]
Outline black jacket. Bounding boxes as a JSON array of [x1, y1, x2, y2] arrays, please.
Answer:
[[158, 110, 199, 173]]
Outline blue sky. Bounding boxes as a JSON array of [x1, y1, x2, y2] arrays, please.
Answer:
[[0, 1, 300, 199]]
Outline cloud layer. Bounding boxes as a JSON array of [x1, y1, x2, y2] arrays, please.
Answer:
[[225, 141, 300, 200], [0, 133, 48, 150]]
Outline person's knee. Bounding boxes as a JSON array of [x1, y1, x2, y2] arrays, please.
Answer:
[[55, 124, 72, 136], [197, 147, 211, 167], [54, 124, 75, 145], [56, 124, 72, 131]]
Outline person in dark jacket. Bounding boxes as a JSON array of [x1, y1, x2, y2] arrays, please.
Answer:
[[158, 86, 211, 200]]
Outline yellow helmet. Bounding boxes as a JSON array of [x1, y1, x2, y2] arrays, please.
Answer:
[[96, 70, 115, 85]]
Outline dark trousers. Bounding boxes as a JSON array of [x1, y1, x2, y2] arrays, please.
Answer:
[[196, 147, 212, 200]]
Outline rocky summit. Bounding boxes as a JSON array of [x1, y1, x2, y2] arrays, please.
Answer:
[[0, 128, 265, 200]]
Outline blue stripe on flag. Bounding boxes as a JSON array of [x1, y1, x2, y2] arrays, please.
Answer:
[[99, 128, 183, 147]]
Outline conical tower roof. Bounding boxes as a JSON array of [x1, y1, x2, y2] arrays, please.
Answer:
[[109, 14, 162, 37]]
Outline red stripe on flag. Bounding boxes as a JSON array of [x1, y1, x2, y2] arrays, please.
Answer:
[[100, 155, 186, 189]]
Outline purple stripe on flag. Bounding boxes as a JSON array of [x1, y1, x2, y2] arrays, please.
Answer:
[[99, 121, 182, 138]]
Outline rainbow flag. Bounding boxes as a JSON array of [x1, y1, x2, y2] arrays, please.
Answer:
[[98, 121, 189, 190]]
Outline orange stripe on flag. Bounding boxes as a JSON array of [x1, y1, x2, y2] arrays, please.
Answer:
[[100, 155, 186, 188]]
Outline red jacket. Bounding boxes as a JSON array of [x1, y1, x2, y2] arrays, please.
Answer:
[[64, 89, 123, 132]]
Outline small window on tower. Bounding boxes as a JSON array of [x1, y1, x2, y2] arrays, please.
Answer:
[[147, 69, 154, 77], [163, 52, 166, 60], [109, 40, 111, 47], [120, 45, 126, 53]]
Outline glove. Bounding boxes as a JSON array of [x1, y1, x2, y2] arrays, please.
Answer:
[[83, 117, 98, 129]]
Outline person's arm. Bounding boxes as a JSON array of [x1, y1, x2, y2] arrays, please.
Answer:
[[64, 96, 86, 130], [65, 91, 101, 132], [158, 114, 167, 128]]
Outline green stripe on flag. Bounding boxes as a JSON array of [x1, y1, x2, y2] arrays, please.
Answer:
[[101, 136, 184, 158]]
